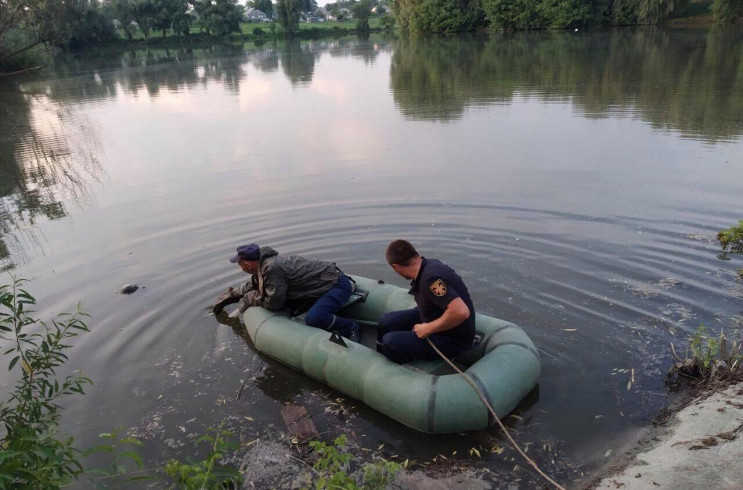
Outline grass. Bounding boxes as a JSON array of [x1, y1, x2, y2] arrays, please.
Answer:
[[113, 18, 387, 44], [668, 325, 743, 391]]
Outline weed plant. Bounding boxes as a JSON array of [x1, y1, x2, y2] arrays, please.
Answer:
[[0, 277, 91, 488], [309, 435, 403, 490], [718, 220, 743, 255], [164, 420, 243, 489], [668, 325, 743, 388], [86, 429, 154, 488]]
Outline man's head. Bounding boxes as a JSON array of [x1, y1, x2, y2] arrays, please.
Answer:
[[385, 239, 421, 279], [230, 244, 260, 274]]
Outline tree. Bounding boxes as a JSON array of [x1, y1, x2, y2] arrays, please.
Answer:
[[109, 0, 137, 40], [152, 0, 189, 38], [351, 0, 373, 30], [254, 0, 274, 17], [277, 0, 301, 34], [301, 0, 318, 12], [712, 0, 743, 22], [133, 0, 157, 39], [327, 2, 341, 17], [193, 0, 244, 36], [0, 0, 106, 74]]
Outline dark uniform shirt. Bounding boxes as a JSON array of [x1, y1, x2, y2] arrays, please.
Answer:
[[409, 257, 475, 344]]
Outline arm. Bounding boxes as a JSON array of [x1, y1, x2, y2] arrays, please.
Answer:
[[413, 297, 471, 339], [262, 267, 288, 311]]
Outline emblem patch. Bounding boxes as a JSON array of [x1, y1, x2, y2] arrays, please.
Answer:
[[430, 279, 447, 297]]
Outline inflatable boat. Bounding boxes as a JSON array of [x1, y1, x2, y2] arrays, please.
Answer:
[[243, 276, 541, 434]]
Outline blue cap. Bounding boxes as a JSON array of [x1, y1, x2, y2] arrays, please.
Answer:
[[229, 244, 260, 263]]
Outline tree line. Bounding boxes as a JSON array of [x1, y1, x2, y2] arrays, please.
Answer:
[[392, 0, 742, 34], [0, 0, 248, 74], [0, 0, 390, 75]]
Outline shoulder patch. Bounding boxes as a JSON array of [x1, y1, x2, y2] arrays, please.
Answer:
[[429, 279, 447, 297]]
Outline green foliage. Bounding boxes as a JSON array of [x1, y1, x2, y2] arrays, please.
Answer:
[[0, 276, 92, 488], [0, 0, 110, 72], [133, 0, 158, 39], [380, 13, 397, 30], [351, 0, 374, 32], [688, 325, 720, 369], [164, 421, 243, 489], [0, 28, 55, 72], [86, 429, 155, 488], [152, 0, 190, 38], [718, 220, 743, 254], [537, 0, 592, 27], [110, 0, 138, 40], [393, 0, 485, 34], [361, 458, 403, 490], [712, 0, 743, 21], [669, 325, 743, 385], [194, 0, 244, 36], [278, 0, 302, 35], [482, 0, 543, 29], [310, 436, 355, 489], [309, 435, 403, 490], [482, 0, 634, 29], [409, 0, 484, 33], [255, 0, 275, 17], [68, 0, 118, 48]]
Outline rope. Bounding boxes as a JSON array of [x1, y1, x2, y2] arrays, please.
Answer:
[[426, 338, 566, 490]]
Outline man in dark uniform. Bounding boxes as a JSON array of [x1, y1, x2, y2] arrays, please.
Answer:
[[378, 239, 475, 364]]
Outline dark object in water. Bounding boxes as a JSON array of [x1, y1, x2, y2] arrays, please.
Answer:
[[281, 404, 318, 443], [213, 287, 240, 314], [119, 284, 139, 294]]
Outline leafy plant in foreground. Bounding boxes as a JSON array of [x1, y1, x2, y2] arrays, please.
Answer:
[[86, 429, 154, 488], [0, 276, 92, 489], [309, 435, 403, 490], [164, 420, 243, 489]]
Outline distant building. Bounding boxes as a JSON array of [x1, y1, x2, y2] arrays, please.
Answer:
[[245, 8, 269, 22]]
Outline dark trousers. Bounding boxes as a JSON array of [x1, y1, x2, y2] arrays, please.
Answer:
[[304, 274, 358, 338], [377, 307, 470, 364]]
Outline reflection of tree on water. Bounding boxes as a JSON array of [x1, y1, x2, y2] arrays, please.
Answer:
[[281, 40, 317, 87], [0, 83, 103, 270], [327, 37, 384, 65], [390, 27, 743, 142], [46, 37, 392, 102]]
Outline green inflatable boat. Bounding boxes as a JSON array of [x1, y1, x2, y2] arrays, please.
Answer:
[[243, 276, 541, 434]]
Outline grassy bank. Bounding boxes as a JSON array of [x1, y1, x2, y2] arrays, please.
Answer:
[[113, 18, 387, 45]]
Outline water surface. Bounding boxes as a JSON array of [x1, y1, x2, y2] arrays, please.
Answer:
[[1, 27, 742, 486]]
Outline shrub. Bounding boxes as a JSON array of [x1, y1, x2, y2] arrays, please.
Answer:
[[668, 325, 743, 386], [718, 220, 743, 254], [309, 435, 403, 489], [0, 277, 92, 488], [712, 0, 743, 22], [164, 421, 243, 489], [380, 13, 397, 31]]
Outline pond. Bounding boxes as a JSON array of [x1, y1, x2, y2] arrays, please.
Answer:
[[1, 27, 742, 486]]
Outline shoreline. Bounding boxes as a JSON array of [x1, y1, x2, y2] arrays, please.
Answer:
[[584, 382, 743, 489]]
